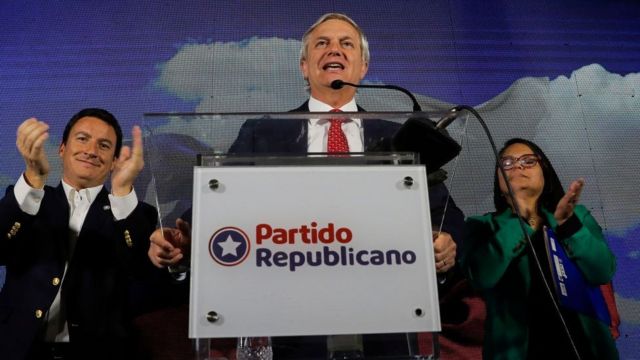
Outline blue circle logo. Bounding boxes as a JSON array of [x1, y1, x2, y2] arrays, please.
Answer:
[[209, 227, 251, 266]]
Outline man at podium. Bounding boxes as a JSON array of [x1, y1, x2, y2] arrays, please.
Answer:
[[149, 12, 482, 359]]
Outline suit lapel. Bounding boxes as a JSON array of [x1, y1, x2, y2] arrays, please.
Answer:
[[357, 105, 398, 152], [52, 184, 73, 260], [53, 184, 71, 219], [252, 119, 306, 153], [79, 188, 111, 237], [286, 101, 310, 153]]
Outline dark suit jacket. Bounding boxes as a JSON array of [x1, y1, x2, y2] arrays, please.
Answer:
[[219, 101, 466, 359], [0, 183, 158, 360], [228, 102, 392, 154]]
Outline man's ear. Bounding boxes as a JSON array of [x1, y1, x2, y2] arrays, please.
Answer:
[[300, 59, 309, 80], [58, 142, 65, 158], [110, 155, 118, 171], [359, 61, 369, 81]]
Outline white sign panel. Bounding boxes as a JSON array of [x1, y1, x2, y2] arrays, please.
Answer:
[[189, 165, 440, 338]]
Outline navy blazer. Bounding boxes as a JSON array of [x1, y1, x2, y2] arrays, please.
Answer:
[[0, 183, 158, 360]]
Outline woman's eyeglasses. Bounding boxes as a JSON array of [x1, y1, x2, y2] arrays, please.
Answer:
[[499, 154, 540, 170]]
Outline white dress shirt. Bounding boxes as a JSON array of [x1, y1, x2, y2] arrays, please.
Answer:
[[307, 96, 364, 152]]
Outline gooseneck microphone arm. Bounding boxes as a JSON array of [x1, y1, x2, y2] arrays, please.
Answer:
[[330, 79, 423, 112], [435, 106, 465, 130], [442, 105, 582, 360]]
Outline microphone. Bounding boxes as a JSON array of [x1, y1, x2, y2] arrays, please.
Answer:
[[392, 105, 463, 172], [330, 79, 461, 172], [331, 79, 422, 111], [392, 115, 461, 172]]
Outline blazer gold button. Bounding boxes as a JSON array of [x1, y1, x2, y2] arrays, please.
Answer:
[[125, 230, 133, 248], [52, 277, 61, 286], [35, 309, 43, 318]]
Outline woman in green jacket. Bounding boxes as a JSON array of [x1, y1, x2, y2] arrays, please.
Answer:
[[462, 138, 618, 359]]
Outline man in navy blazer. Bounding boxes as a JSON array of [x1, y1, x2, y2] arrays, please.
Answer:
[[0, 108, 159, 359], [149, 12, 467, 359]]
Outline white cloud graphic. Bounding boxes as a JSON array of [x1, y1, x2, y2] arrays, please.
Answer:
[[617, 292, 640, 325], [440, 64, 639, 235], [156, 37, 307, 112]]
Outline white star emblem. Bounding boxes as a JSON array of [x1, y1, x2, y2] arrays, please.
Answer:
[[218, 234, 242, 257]]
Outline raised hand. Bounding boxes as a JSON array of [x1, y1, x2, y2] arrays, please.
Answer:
[[16, 118, 50, 188], [554, 178, 585, 225], [111, 125, 144, 196]]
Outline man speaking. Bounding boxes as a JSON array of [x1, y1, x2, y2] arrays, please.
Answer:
[[150, 12, 479, 359]]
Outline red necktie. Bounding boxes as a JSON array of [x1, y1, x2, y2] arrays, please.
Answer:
[[327, 109, 349, 153]]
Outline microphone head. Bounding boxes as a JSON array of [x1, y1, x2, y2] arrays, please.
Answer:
[[392, 117, 461, 172], [330, 80, 345, 89], [435, 107, 462, 130]]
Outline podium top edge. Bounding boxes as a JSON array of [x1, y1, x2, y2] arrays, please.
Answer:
[[142, 111, 443, 117]]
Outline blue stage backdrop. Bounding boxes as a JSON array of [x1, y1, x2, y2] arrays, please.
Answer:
[[1, 1, 638, 357]]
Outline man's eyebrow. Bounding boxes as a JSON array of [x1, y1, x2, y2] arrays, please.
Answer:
[[98, 137, 114, 146], [73, 131, 114, 146]]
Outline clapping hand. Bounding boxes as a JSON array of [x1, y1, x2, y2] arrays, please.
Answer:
[[111, 126, 144, 196], [16, 118, 50, 188], [554, 178, 585, 225]]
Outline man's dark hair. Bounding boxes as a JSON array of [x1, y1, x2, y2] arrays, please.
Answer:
[[493, 137, 565, 213], [62, 108, 123, 157]]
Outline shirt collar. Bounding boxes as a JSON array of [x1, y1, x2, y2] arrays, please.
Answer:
[[308, 96, 358, 112], [308, 96, 360, 126], [61, 180, 103, 205]]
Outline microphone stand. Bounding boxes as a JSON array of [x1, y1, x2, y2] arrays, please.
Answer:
[[331, 80, 422, 111]]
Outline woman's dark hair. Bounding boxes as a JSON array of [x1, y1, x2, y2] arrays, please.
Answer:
[[493, 138, 565, 213], [61, 108, 123, 157]]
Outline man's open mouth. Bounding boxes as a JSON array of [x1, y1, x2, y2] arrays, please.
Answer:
[[323, 62, 345, 70]]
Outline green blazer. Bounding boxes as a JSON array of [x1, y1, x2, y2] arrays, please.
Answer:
[[462, 205, 618, 359]]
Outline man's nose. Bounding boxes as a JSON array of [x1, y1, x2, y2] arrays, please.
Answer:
[[327, 43, 342, 56], [84, 141, 99, 156]]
